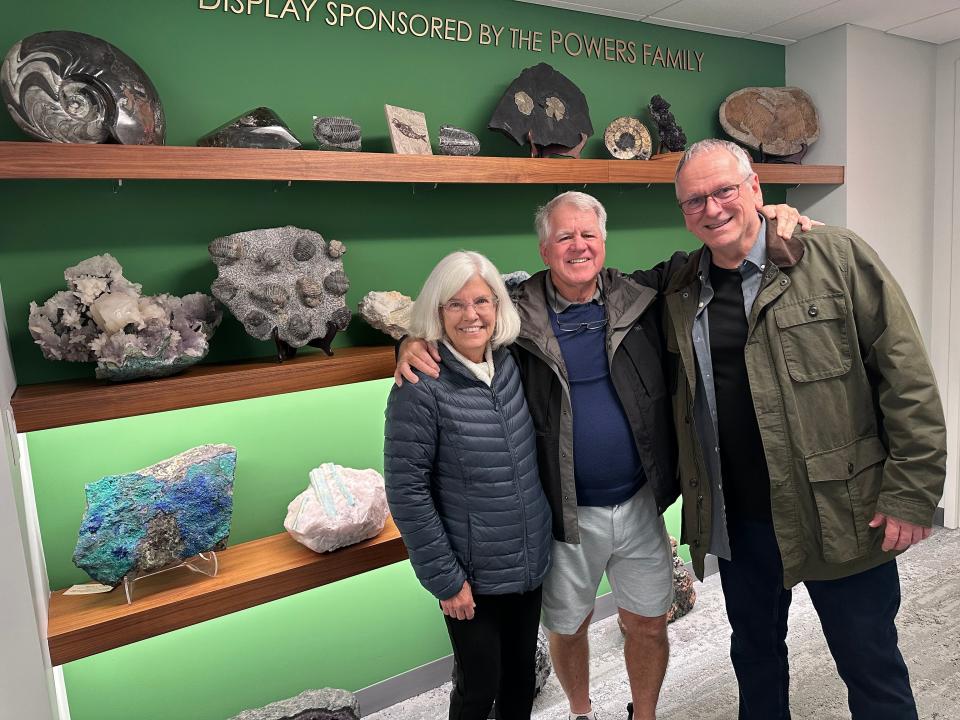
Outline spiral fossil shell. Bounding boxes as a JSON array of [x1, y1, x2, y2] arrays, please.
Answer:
[[1, 30, 165, 145]]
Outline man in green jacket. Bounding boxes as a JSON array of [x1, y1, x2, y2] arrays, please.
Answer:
[[666, 138, 947, 719]]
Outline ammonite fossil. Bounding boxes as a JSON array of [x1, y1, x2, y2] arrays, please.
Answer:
[[1, 30, 165, 144], [604, 117, 652, 160]]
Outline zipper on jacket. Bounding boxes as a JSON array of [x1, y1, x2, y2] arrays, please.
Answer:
[[491, 383, 532, 589]]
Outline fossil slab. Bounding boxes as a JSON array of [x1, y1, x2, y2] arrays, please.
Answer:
[[312, 115, 361, 151], [385, 104, 431, 155], [1, 30, 165, 144], [284, 463, 389, 554], [197, 107, 301, 149], [438, 125, 480, 156], [73, 445, 236, 587], [719, 86, 820, 158], [28, 254, 221, 381], [489, 63, 593, 158], [228, 688, 359, 720], [649, 95, 686, 154], [358, 291, 412, 341], [209, 226, 351, 358], [604, 117, 652, 160]]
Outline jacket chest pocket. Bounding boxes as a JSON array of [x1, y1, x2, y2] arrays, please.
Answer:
[[774, 294, 852, 382]]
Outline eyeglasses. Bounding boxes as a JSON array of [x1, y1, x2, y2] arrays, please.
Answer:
[[678, 175, 752, 215], [440, 295, 499, 315], [555, 317, 607, 334]]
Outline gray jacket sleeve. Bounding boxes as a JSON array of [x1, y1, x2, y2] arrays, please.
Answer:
[[384, 380, 467, 600]]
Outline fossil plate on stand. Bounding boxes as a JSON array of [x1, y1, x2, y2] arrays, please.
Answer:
[[1, 30, 165, 144], [209, 226, 351, 361], [719, 86, 820, 163], [489, 62, 593, 158]]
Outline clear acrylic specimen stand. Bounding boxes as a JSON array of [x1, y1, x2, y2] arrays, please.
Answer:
[[121, 551, 219, 604]]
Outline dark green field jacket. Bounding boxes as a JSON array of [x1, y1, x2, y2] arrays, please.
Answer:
[[663, 224, 947, 587]]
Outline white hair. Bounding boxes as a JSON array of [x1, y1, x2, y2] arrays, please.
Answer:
[[675, 139, 754, 188], [408, 251, 521, 348], [534, 191, 607, 248]]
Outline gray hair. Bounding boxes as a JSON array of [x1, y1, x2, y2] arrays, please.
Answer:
[[675, 139, 754, 187], [534, 191, 608, 248], [408, 251, 521, 348]]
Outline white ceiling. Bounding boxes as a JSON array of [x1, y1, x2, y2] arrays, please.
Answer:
[[516, 0, 960, 45]]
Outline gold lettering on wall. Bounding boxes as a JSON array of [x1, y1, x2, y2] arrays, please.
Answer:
[[196, 0, 704, 71]]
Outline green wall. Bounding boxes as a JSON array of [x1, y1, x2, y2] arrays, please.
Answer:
[[2, 1, 785, 718]]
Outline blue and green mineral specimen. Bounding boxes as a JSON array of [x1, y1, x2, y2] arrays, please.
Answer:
[[72, 444, 237, 586]]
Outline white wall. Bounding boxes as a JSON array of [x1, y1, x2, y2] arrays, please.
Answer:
[[931, 39, 960, 528], [0, 285, 58, 720], [845, 26, 937, 342], [787, 25, 957, 526], [786, 25, 848, 227]]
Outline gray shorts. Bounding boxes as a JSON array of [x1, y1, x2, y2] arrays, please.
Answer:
[[541, 482, 674, 635]]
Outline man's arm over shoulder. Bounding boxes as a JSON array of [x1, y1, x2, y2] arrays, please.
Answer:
[[628, 250, 691, 292], [843, 229, 947, 527]]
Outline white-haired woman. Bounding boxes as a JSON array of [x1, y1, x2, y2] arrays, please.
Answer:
[[384, 251, 552, 720]]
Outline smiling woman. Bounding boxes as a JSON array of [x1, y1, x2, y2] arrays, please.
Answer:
[[384, 250, 551, 720]]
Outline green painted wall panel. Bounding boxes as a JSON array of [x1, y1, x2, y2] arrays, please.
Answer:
[[3, 0, 778, 716]]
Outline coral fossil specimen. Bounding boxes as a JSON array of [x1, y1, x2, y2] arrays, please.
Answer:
[[28, 254, 221, 381], [209, 226, 351, 359]]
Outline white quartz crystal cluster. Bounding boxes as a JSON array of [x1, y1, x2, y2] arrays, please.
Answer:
[[28, 254, 221, 381], [284, 463, 389, 553]]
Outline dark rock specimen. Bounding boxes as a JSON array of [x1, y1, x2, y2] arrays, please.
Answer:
[[667, 537, 697, 623], [438, 125, 480, 156], [719, 86, 820, 163], [73, 445, 236, 587], [648, 95, 687, 154], [489, 63, 593, 158], [228, 688, 359, 720], [603, 116, 652, 160], [1, 30, 165, 144], [198, 107, 301, 149], [312, 116, 361, 151], [209, 226, 351, 361]]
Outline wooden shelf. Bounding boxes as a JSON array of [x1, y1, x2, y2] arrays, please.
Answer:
[[0, 141, 843, 185], [47, 519, 407, 665], [11, 345, 395, 433]]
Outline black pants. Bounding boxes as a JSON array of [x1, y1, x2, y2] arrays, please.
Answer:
[[443, 586, 543, 720], [718, 520, 917, 720]]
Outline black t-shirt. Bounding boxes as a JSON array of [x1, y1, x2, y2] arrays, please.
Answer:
[[708, 263, 772, 521]]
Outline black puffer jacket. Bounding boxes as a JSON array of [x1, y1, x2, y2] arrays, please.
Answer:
[[384, 344, 552, 600]]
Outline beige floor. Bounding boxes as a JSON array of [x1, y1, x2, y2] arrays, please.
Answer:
[[367, 527, 960, 720]]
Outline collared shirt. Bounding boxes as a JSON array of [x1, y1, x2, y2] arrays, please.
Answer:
[[442, 340, 495, 386], [691, 217, 768, 560], [545, 273, 604, 313]]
